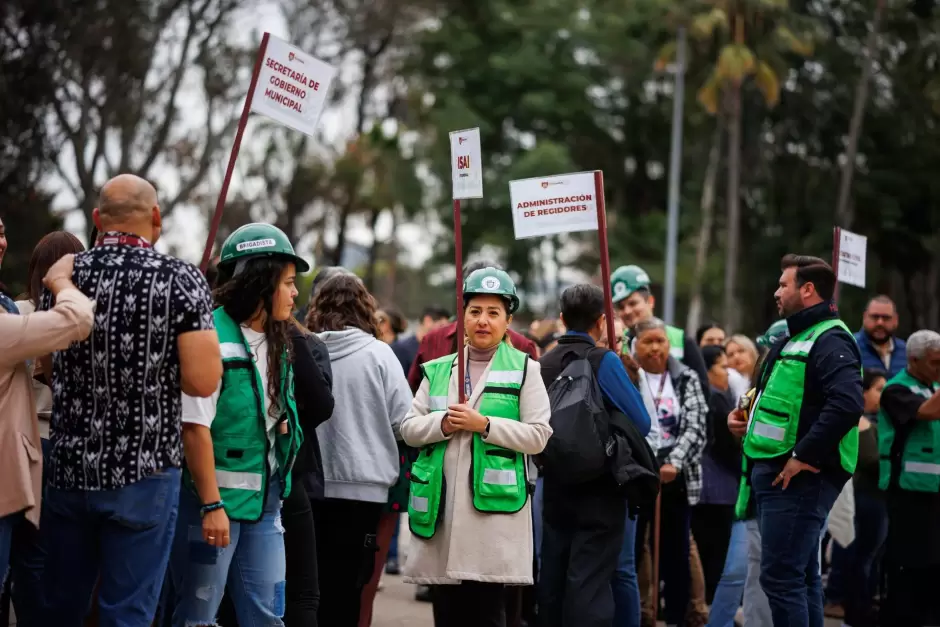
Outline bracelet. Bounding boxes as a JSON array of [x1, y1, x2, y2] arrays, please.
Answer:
[[200, 500, 225, 517]]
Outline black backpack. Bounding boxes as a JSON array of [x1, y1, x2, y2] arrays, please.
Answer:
[[540, 349, 611, 485]]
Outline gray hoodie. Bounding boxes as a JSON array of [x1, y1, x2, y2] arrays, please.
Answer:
[[316, 327, 413, 503]]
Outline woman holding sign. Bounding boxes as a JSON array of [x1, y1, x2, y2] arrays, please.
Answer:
[[401, 267, 552, 627]]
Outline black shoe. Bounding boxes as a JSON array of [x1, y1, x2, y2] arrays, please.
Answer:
[[415, 585, 433, 602], [385, 559, 401, 575]]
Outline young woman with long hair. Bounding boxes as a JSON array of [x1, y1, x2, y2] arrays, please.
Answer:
[[169, 223, 306, 627]]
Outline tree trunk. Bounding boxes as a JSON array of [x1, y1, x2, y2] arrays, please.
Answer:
[[835, 0, 884, 229], [283, 137, 308, 246], [364, 207, 383, 292], [384, 209, 400, 304], [722, 84, 743, 332], [331, 33, 392, 269], [686, 118, 724, 335]]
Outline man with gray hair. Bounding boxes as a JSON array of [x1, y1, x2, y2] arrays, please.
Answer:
[[877, 329, 940, 625]]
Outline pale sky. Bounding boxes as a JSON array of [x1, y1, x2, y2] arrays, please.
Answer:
[[55, 1, 433, 271], [50, 1, 588, 302]]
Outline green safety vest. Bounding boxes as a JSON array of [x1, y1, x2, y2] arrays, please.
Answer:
[[183, 308, 303, 523], [620, 324, 685, 360], [408, 341, 530, 539], [735, 318, 859, 518], [878, 369, 940, 493], [666, 325, 685, 360]]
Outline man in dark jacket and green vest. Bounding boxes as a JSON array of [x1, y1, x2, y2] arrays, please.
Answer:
[[729, 254, 863, 627], [877, 329, 940, 626]]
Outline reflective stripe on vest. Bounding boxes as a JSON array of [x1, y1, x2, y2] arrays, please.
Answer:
[[219, 342, 249, 360], [878, 369, 940, 493], [742, 318, 859, 474], [408, 342, 529, 539]]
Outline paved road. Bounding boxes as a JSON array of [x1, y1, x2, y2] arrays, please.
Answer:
[[372, 575, 433, 627], [370, 574, 844, 627]]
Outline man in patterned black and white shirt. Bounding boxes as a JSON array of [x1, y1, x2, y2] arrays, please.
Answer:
[[38, 174, 223, 626]]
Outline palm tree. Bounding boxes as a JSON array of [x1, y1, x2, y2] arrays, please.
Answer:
[[674, 0, 819, 330]]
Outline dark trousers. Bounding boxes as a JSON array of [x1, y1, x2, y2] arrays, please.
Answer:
[[752, 463, 839, 627], [844, 488, 887, 627], [0, 438, 50, 627], [283, 485, 319, 627], [690, 503, 734, 604], [635, 480, 690, 626], [538, 490, 627, 627], [40, 468, 181, 627], [359, 511, 398, 627], [432, 581, 506, 627], [883, 564, 940, 626], [312, 498, 382, 627]]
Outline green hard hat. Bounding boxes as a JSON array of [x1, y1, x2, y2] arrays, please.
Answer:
[[463, 267, 520, 314], [219, 223, 310, 273], [610, 265, 651, 303], [757, 319, 789, 347]]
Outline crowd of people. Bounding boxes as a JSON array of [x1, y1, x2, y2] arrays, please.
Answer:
[[1, 174, 940, 627]]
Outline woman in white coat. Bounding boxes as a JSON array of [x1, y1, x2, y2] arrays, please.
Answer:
[[401, 267, 552, 627]]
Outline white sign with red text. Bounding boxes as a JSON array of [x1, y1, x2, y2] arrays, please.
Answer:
[[837, 228, 867, 288], [250, 34, 337, 137], [510, 172, 598, 239], [449, 128, 483, 199]]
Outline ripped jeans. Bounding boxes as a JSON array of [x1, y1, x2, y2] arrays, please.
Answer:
[[170, 477, 286, 627]]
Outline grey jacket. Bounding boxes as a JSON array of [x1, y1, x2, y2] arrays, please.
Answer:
[[316, 328, 412, 503]]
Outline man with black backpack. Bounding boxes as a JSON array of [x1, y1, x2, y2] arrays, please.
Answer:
[[537, 284, 656, 627]]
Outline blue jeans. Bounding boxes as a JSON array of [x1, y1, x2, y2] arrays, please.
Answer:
[[708, 520, 747, 627], [743, 519, 772, 627], [388, 514, 400, 562], [41, 467, 181, 627], [171, 478, 286, 627], [612, 512, 640, 627], [752, 463, 840, 627]]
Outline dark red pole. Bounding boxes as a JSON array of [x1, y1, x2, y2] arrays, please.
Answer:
[[200, 32, 270, 273], [594, 170, 617, 349], [832, 226, 842, 304], [454, 198, 466, 404]]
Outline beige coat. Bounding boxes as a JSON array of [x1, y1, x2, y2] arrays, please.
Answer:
[[15, 300, 53, 438], [0, 289, 94, 525], [400, 347, 552, 585]]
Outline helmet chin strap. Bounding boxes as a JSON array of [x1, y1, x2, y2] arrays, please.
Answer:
[[234, 259, 249, 276]]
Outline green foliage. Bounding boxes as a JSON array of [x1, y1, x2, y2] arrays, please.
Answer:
[[402, 0, 940, 332]]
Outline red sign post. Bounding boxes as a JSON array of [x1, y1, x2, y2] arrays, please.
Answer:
[[449, 128, 483, 403], [200, 33, 270, 273], [453, 197, 467, 403], [199, 33, 337, 273]]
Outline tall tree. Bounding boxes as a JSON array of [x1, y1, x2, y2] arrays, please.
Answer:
[[48, 0, 253, 225], [690, 0, 819, 330], [0, 1, 64, 294], [835, 0, 886, 229]]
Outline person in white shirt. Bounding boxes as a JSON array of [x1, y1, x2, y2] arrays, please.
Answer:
[[169, 223, 307, 627]]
